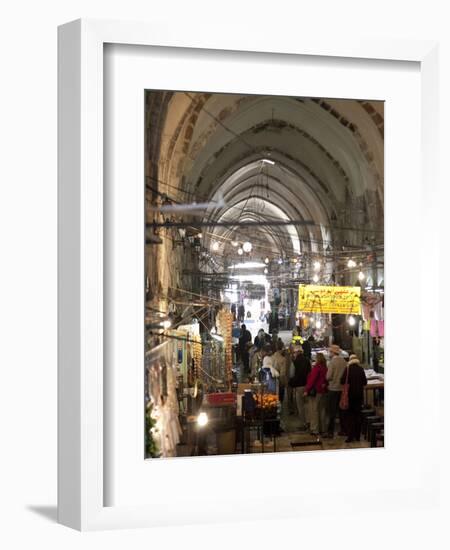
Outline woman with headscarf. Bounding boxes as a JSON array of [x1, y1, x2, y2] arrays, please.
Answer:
[[340, 354, 367, 442]]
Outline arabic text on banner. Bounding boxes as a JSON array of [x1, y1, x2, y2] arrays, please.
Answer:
[[298, 284, 361, 314]]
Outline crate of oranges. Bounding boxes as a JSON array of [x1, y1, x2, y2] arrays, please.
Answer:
[[253, 393, 279, 418]]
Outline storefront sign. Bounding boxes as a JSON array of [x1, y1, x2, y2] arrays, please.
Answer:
[[298, 284, 361, 314]]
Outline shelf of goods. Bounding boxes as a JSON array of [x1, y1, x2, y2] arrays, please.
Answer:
[[216, 309, 233, 389]]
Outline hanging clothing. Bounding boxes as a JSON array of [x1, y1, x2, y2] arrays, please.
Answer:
[[370, 319, 378, 337]]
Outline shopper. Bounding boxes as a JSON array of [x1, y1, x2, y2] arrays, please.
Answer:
[[373, 337, 381, 372], [325, 344, 347, 438], [250, 345, 263, 378], [340, 354, 367, 442], [254, 328, 271, 349], [251, 343, 272, 379], [260, 355, 279, 394], [286, 344, 296, 415], [290, 346, 311, 430], [238, 304, 245, 322], [238, 324, 252, 375], [302, 335, 314, 360], [230, 303, 236, 321], [268, 311, 279, 333], [270, 328, 283, 352], [304, 352, 328, 436], [272, 340, 290, 407]]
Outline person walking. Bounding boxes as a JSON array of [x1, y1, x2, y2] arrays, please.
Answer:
[[270, 328, 283, 352], [340, 354, 367, 443], [272, 340, 290, 410], [290, 346, 311, 430], [231, 303, 237, 321], [325, 344, 347, 438], [260, 355, 279, 394], [237, 304, 245, 322], [304, 352, 328, 436], [238, 324, 252, 375], [251, 343, 272, 379], [302, 335, 314, 361]]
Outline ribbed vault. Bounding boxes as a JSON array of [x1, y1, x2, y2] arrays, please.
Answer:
[[145, 91, 384, 298]]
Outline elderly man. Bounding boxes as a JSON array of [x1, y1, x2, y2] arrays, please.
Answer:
[[325, 344, 348, 438]]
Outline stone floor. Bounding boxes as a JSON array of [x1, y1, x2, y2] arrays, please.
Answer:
[[175, 407, 382, 456], [249, 410, 374, 454]]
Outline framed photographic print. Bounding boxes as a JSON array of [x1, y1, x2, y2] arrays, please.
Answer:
[[58, 18, 440, 530]]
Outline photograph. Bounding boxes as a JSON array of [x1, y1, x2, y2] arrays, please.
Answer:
[[144, 91, 385, 458]]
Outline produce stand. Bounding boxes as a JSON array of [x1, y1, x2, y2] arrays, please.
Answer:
[[236, 382, 280, 453]]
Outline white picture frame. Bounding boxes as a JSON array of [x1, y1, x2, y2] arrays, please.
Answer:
[[58, 18, 440, 531]]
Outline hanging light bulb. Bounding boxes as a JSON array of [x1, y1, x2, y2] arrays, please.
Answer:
[[212, 241, 219, 252], [162, 319, 172, 329], [277, 258, 283, 265], [313, 261, 321, 271], [242, 241, 252, 253], [313, 274, 319, 283], [231, 240, 238, 247], [358, 271, 365, 281], [237, 247, 244, 255], [348, 315, 356, 327], [264, 267, 268, 274], [315, 319, 322, 329], [347, 259, 357, 268], [264, 257, 269, 264]]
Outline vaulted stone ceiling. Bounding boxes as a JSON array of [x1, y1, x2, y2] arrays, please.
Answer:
[[145, 91, 384, 267]]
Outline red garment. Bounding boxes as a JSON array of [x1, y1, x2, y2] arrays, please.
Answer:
[[305, 364, 328, 394]]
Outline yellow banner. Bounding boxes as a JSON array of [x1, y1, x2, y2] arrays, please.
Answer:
[[298, 284, 361, 315]]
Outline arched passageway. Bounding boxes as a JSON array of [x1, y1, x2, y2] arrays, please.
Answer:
[[145, 91, 384, 458]]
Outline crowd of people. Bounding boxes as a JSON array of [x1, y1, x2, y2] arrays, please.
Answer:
[[237, 324, 369, 443]]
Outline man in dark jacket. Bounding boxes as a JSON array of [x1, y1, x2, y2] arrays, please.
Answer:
[[290, 346, 311, 430], [238, 324, 252, 374], [254, 328, 271, 350], [340, 354, 367, 442], [237, 304, 245, 322], [302, 335, 314, 360]]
